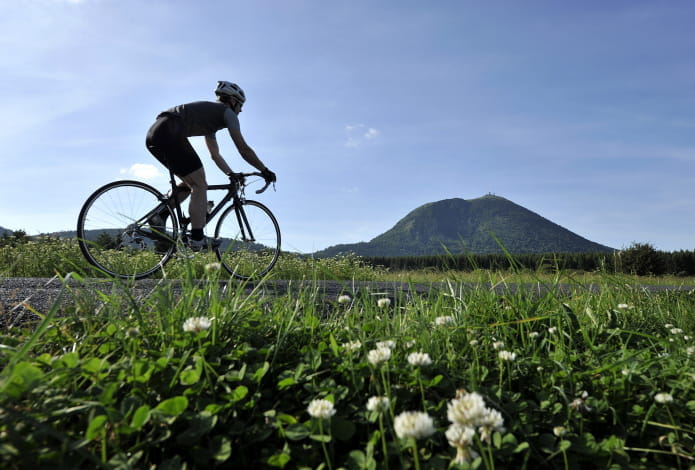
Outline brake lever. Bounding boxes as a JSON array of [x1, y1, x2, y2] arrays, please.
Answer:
[[256, 180, 273, 194]]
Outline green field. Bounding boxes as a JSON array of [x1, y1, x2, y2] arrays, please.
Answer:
[[1, 238, 693, 469]]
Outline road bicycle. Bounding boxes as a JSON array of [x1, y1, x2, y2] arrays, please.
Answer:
[[77, 169, 281, 280]]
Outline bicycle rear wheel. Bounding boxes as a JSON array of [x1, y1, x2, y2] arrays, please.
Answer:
[[215, 200, 280, 280], [77, 180, 177, 278]]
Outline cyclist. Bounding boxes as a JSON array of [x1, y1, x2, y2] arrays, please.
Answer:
[[145, 81, 276, 250]]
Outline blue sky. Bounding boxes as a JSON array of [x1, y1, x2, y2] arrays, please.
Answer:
[[2, 0, 695, 254]]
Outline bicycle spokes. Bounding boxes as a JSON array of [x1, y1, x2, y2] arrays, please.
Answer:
[[214, 200, 280, 280], [77, 181, 178, 278]]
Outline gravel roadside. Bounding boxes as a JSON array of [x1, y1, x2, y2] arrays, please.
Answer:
[[2, 276, 693, 330]]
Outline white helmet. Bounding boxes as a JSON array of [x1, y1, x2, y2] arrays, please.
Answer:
[[215, 81, 245, 104]]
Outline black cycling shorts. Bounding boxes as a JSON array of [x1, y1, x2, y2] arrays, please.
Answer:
[[145, 115, 203, 177]]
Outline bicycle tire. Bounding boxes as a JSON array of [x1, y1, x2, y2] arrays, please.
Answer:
[[77, 180, 178, 279], [214, 200, 281, 280]]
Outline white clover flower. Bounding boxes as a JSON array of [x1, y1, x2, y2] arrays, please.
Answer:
[[394, 411, 436, 440], [670, 328, 684, 335], [548, 327, 558, 335], [405, 339, 417, 349], [445, 423, 475, 448], [377, 298, 391, 308], [366, 396, 390, 414], [617, 303, 630, 309], [654, 393, 674, 404], [687, 346, 695, 357], [367, 347, 392, 365], [469, 339, 479, 346], [307, 399, 336, 419], [204, 262, 221, 272], [477, 408, 505, 442], [407, 352, 433, 367], [182, 316, 212, 333], [492, 341, 505, 350], [528, 331, 540, 339], [376, 340, 396, 349], [570, 392, 592, 413], [337, 295, 352, 304], [498, 350, 517, 362], [447, 392, 487, 427], [342, 340, 361, 352], [445, 424, 478, 464], [434, 315, 454, 326], [553, 426, 567, 437], [570, 398, 589, 412], [664, 323, 674, 329]]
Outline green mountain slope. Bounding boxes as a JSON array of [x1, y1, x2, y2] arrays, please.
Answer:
[[314, 195, 613, 257]]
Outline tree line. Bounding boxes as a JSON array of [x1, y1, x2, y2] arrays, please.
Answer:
[[3, 232, 692, 277], [360, 243, 695, 276], [0, 230, 28, 247]]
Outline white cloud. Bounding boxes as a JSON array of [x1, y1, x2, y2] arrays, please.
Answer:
[[364, 128, 379, 139], [345, 124, 380, 148], [120, 163, 162, 179]]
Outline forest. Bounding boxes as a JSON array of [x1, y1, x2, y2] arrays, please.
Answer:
[[360, 243, 695, 277]]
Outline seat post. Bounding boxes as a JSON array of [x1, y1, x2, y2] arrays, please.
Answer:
[[169, 168, 178, 194]]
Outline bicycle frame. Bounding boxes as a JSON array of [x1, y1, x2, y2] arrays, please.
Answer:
[[161, 168, 267, 243]]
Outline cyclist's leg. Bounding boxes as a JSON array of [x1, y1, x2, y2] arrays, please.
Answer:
[[179, 167, 207, 233], [171, 134, 207, 238], [171, 183, 192, 207], [146, 116, 204, 230]]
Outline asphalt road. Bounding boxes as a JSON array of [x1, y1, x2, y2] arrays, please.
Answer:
[[2, 276, 693, 329], [0, 277, 437, 328]]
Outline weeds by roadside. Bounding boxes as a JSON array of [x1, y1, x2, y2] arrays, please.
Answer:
[[1, 258, 693, 468]]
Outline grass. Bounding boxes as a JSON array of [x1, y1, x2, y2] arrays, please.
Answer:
[[377, 267, 695, 286], [4, 237, 695, 286], [0, 239, 694, 468], [0, 237, 383, 281]]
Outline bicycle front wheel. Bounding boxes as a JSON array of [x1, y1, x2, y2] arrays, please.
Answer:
[[215, 200, 281, 280], [77, 180, 177, 279]]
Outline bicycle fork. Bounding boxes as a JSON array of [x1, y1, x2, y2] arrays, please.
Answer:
[[234, 204, 256, 242]]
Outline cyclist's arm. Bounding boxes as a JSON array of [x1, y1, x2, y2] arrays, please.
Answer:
[[204, 134, 233, 175], [228, 127, 267, 172]]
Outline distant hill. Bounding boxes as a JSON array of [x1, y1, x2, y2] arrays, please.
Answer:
[[0, 226, 14, 236], [51, 230, 77, 239], [313, 195, 614, 257]]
